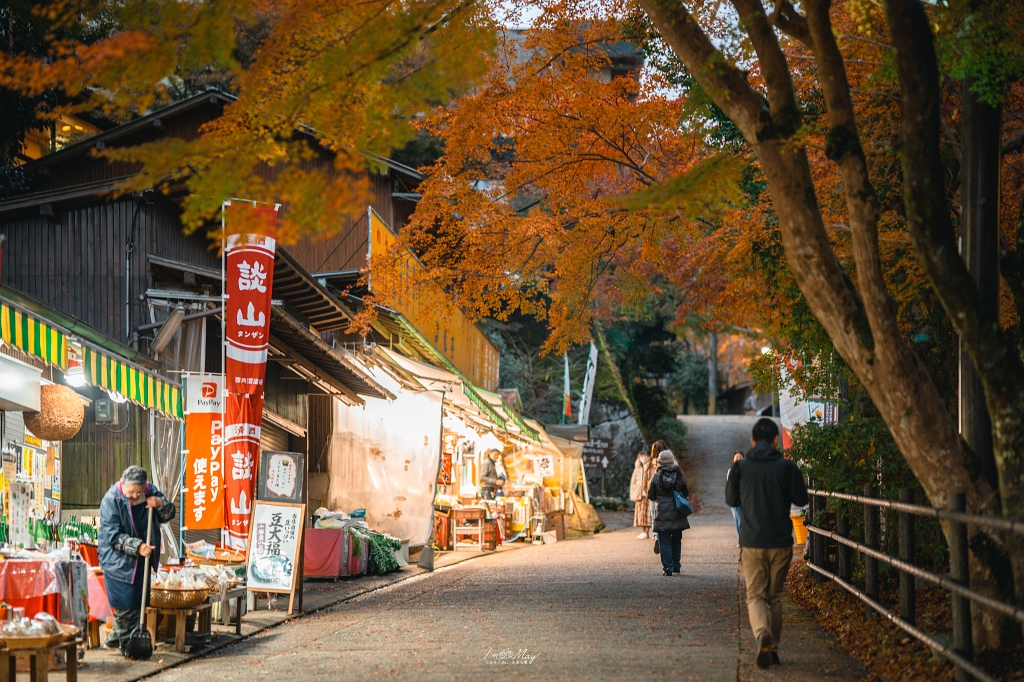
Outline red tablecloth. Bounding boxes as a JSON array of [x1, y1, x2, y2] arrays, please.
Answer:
[[0, 560, 63, 619], [304, 529, 343, 577]]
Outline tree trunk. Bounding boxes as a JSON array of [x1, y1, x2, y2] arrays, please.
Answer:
[[638, 0, 1013, 646]]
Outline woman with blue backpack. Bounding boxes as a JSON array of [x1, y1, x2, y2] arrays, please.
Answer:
[[647, 449, 692, 576]]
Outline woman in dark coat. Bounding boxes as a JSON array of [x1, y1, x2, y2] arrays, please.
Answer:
[[98, 466, 176, 649], [648, 449, 691, 576]]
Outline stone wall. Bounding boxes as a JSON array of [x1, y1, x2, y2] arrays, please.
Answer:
[[585, 400, 646, 499]]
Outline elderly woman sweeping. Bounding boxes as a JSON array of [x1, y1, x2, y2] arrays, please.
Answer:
[[98, 466, 176, 650]]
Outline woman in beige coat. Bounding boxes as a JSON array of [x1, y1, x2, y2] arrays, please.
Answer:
[[631, 439, 668, 539]]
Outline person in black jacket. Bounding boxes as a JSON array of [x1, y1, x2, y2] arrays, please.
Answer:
[[726, 418, 809, 668], [480, 450, 502, 499], [648, 450, 690, 576]]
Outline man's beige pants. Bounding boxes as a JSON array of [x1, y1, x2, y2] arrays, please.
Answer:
[[740, 546, 793, 649]]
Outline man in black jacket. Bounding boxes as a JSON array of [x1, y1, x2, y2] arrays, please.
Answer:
[[726, 418, 808, 669]]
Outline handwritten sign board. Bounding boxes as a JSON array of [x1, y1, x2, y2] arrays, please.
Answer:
[[257, 450, 305, 505], [533, 454, 555, 478], [246, 500, 305, 614], [581, 437, 612, 470]]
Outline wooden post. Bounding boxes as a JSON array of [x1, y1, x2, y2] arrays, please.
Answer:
[[811, 479, 826, 583], [949, 492, 973, 681], [898, 488, 916, 626], [863, 484, 879, 612], [837, 501, 851, 582]]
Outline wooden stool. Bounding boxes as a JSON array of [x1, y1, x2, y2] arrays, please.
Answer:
[[0, 639, 79, 682], [451, 508, 486, 551], [212, 586, 247, 636], [85, 622, 100, 649], [144, 603, 212, 653]]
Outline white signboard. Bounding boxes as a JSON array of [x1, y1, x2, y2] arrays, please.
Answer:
[[246, 501, 305, 611], [9, 482, 33, 549], [533, 454, 555, 478]]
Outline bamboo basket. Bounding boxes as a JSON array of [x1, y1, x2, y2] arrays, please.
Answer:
[[186, 548, 245, 566], [150, 587, 210, 610]]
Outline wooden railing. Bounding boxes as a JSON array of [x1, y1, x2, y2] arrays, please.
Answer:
[[804, 482, 1024, 682]]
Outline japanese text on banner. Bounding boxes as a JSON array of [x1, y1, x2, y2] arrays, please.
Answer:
[[184, 375, 225, 530], [224, 204, 277, 395]]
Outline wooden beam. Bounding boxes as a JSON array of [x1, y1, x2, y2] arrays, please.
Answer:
[[269, 334, 363, 405]]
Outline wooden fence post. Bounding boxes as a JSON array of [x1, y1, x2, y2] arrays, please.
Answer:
[[863, 483, 879, 614], [949, 492, 972, 681], [837, 501, 851, 582], [898, 487, 916, 626]]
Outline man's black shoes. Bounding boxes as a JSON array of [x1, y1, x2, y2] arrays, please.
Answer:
[[755, 633, 773, 669]]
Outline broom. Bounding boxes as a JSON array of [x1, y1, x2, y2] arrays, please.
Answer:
[[123, 506, 154, 660]]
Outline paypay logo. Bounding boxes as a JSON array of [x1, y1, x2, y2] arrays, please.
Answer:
[[201, 382, 218, 398]]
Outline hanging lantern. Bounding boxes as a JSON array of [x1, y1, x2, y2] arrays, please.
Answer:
[[24, 384, 85, 442]]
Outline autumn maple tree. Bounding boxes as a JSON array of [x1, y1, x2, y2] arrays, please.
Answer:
[[377, 0, 1024, 647], [0, 0, 494, 240]]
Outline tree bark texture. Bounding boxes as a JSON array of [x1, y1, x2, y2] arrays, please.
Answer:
[[639, 0, 1017, 647]]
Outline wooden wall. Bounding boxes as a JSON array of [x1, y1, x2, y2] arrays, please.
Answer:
[[0, 195, 219, 342], [284, 172, 396, 275]]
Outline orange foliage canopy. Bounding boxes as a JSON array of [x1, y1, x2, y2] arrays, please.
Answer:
[[375, 0, 1024, 361], [374, 6, 746, 352], [0, 0, 495, 242]]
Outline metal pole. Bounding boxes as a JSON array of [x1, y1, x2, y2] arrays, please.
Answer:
[[707, 332, 718, 415], [837, 501, 851, 582], [864, 484, 879, 611], [812, 479, 827, 583], [899, 488, 916, 626], [949, 492, 973, 681]]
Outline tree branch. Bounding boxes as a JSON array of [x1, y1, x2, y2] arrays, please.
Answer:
[[637, 0, 768, 142], [769, 0, 811, 47], [803, 0, 903, 351], [731, 0, 801, 137]]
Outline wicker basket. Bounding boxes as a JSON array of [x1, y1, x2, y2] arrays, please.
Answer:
[[186, 548, 245, 566], [150, 587, 209, 610]]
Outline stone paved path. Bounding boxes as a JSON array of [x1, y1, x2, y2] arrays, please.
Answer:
[[151, 417, 864, 682]]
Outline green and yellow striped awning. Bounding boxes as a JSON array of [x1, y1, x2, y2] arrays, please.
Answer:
[[0, 301, 68, 370], [84, 347, 183, 419]]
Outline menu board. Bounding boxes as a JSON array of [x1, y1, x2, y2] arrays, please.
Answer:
[[246, 501, 305, 605], [257, 450, 305, 505]]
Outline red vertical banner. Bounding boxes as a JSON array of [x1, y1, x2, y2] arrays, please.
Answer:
[[184, 375, 225, 530], [224, 205, 277, 393], [223, 202, 277, 551], [224, 392, 263, 548]]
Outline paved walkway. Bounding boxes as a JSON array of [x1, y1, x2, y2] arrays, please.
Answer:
[[140, 416, 863, 682]]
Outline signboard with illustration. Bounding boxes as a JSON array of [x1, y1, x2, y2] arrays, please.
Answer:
[[257, 450, 305, 505], [246, 500, 305, 614]]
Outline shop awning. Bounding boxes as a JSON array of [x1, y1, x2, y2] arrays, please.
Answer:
[[1, 300, 68, 371], [377, 346, 510, 430], [476, 388, 540, 442], [84, 346, 183, 419], [1, 286, 183, 420]]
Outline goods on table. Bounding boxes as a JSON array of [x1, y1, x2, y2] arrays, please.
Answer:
[[151, 568, 212, 609], [184, 540, 245, 566], [0, 611, 78, 649], [348, 527, 401, 576]]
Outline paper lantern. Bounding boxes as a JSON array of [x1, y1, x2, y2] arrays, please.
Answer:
[[24, 384, 85, 442]]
